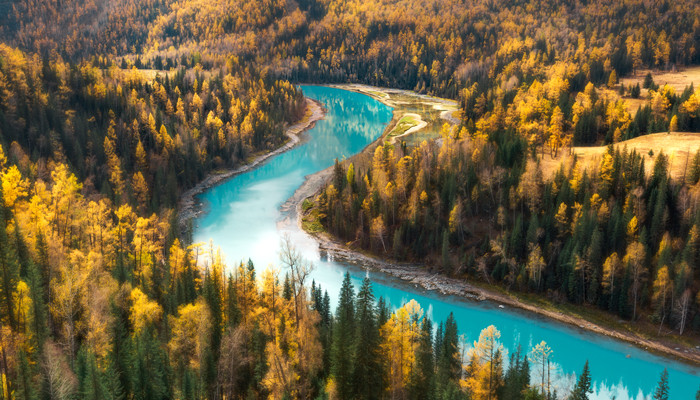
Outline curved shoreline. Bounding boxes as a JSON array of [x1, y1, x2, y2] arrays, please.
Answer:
[[177, 97, 326, 232], [179, 86, 700, 367], [281, 98, 700, 368]]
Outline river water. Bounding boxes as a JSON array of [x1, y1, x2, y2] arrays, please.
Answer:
[[193, 85, 700, 399]]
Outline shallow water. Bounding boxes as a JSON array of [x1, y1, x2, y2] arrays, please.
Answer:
[[193, 85, 700, 399]]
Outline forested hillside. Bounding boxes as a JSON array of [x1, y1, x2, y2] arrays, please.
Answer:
[[0, 0, 698, 398]]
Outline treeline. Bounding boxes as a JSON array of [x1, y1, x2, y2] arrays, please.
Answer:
[[0, 0, 170, 58], [141, 0, 700, 98], [2, 0, 698, 99], [0, 155, 677, 400], [316, 126, 700, 335], [0, 44, 305, 212]]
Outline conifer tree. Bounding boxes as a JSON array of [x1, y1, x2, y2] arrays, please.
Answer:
[[331, 273, 355, 399], [570, 360, 592, 400], [652, 368, 669, 400], [352, 277, 383, 399]]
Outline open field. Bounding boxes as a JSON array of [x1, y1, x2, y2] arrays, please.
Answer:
[[538, 132, 700, 180], [619, 67, 700, 115], [619, 66, 700, 93]]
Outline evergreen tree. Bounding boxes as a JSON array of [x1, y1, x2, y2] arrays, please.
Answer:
[[352, 277, 383, 399], [570, 360, 593, 400], [76, 347, 118, 400], [331, 272, 356, 399], [501, 345, 530, 400], [130, 330, 172, 400], [13, 350, 38, 400], [409, 317, 435, 400], [436, 312, 460, 391], [652, 368, 669, 400]]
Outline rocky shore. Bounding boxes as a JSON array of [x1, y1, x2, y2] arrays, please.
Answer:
[[295, 195, 700, 366]]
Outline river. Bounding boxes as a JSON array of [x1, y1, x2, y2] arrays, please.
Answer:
[[193, 85, 700, 399]]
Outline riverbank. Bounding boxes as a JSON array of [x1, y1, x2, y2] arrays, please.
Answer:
[[286, 92, 700, 368], [327, 83, 460, 144], [307, 231, 700, 366], [178, 97, 326, 232]]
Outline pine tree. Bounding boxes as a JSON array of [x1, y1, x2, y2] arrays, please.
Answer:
[[352, 277, 383, 399], [331, 273, 356, 399], [501, 345, 530, 400], [77, 347, 116, 400], [13, 349, 38, 400], [436, 313, 460, 390], [652, 368, 669, 400], [570, 360, 592, 400], [409, 317, 435, 400]]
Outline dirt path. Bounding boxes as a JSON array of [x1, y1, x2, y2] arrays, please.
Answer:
[[178, 97, 325, 231]]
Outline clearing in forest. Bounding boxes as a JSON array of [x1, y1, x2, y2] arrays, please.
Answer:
[[538, 132, 700, 181]]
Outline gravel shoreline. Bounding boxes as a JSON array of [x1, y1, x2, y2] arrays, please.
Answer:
[[307, 229, 700, 366]]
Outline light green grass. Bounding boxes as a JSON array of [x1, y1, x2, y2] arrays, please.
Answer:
[[389, 115, 419, 137]]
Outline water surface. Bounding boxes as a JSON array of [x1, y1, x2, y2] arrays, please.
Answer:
[[194, 85, 700, 399]]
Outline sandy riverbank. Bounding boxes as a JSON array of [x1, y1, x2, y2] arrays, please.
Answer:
[[177, 97, 326, 232]]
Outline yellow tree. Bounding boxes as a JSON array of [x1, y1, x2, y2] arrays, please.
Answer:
[[599, 147, 615, 195], [1, 165, 29, 213], [50, 164, 83, 245], [652, 266, 672, 332], [381, 299, 423, 399], [623, 242, 647, 320], [601, 252, 621, 299], [547, 106, 564, 157], [462, 325, 504, 400], [528, 341, 553, 397], [132, 215, 158, 286], [168, 298, 212, 371], [129, 287, 162, 334], [131, 172, 149, 213], [51, 249, 90, 363], [526, 244, 545, 290]]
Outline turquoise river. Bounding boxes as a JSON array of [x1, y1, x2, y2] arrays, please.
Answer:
[[193, 85, 700, 399]]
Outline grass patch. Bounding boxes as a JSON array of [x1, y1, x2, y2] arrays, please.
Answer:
[[389, 115, 419, 137], [302, 198, 314, 212], [301, 198, 325, 233]]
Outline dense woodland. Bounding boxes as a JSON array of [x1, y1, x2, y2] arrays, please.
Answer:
[[0, 0, 698, 398], [316, 79, 700, 336]]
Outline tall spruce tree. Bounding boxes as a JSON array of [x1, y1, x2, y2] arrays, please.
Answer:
[[652, 368, 669, 400], [409, 317, 435, 400], [331, 273, 355, 399], [570, 360, 593, 400], [352, 277, 383, 399]]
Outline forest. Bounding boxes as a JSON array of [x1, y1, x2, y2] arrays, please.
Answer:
[[0, 0, 698, 398]]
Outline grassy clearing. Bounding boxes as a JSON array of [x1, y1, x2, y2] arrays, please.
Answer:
[[618, 67, 700, 116], [389, 114, 420, 137], [620, 66, 700, 93], [538, 132, 700, 180], [301, 198, 325, 233]]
